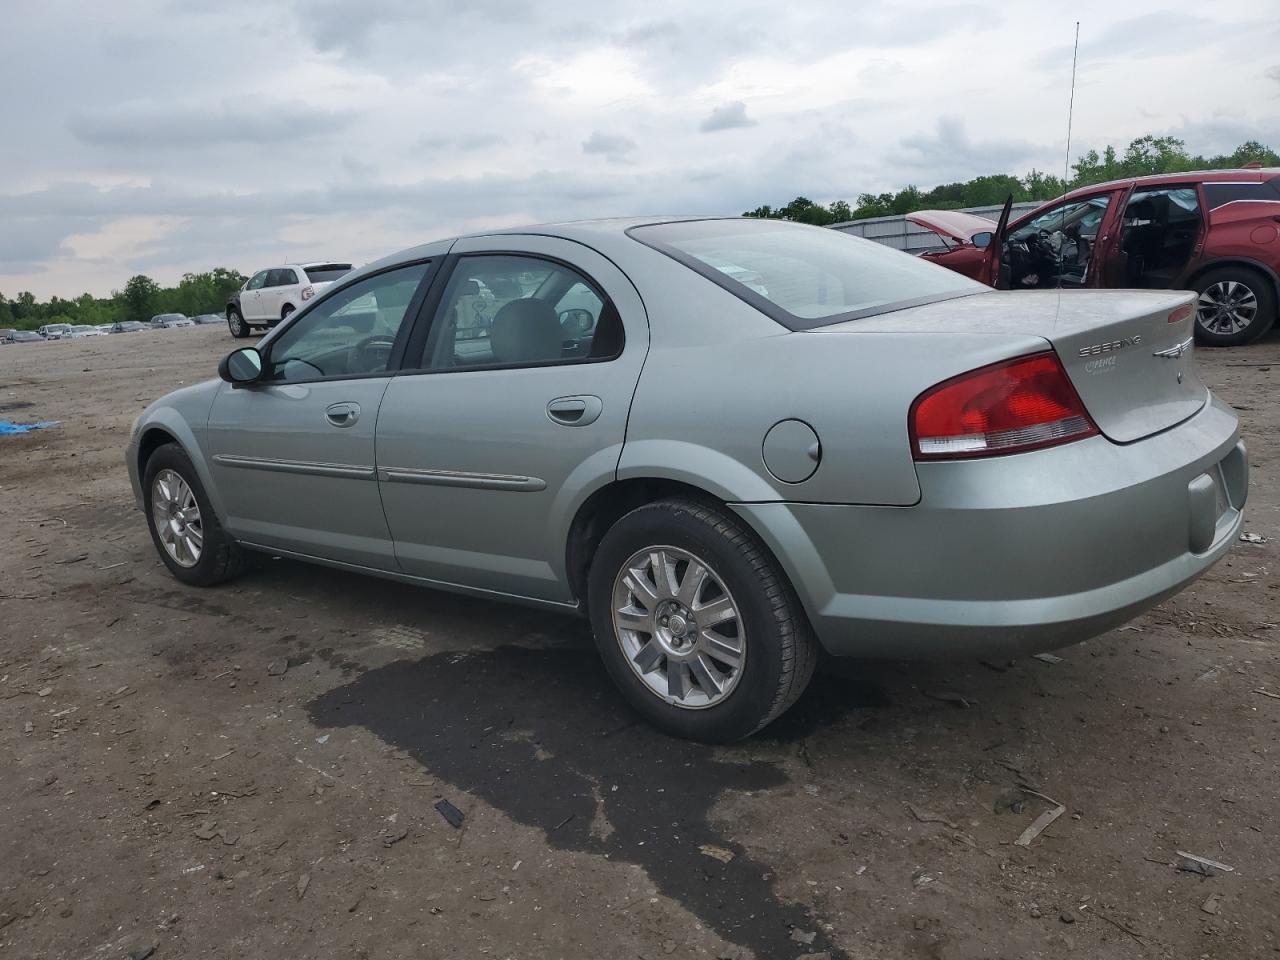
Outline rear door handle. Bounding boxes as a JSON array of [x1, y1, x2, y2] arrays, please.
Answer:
[[547, 395, 602, 427], [325, 401, 361, 427]]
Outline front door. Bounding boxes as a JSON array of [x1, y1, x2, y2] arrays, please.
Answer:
[[241, 270, 269, 321], [376, 236, 649, 602], [205, 260, 435, 568]]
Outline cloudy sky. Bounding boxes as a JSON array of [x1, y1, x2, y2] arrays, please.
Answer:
[[2, 0, 1277, 299]]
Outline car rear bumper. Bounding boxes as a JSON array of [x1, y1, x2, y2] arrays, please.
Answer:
[[733, 395, 1246, 659]]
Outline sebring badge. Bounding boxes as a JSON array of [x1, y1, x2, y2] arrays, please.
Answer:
[[1152, 336, 1194, 360], [1078, 335, 1142, 357]]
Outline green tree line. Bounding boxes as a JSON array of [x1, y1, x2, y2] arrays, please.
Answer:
[[744, 136, 1280, 225], [0, 268, 245, 331]]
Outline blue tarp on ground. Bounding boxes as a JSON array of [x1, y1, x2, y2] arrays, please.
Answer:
[[0, 420, 60, 435]]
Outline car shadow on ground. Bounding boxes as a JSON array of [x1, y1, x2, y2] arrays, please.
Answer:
[[242, 555, 977, 959]]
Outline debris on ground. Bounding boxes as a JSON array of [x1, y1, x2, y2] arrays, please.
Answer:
[[1032, 653, 1063, 664], [0, 420, 61, 436], [434, 799, 465, 829], [790, 927, 817, 945], [1254, 688, 1280, 702], [993, 789, 1026, 815], [1059, 910, 1075, 924], [923, 690, 976, 708], [266, 660, 288, 677], [1238, 532, 1267, 544], [905, 802, 958, 830], [1013, 790, 1066, 847], [1176, 850, 1234, 875], [128, 947, 156, 960], [699, 844, 735, 863], [381, 827, 409, 847], [1202, 894, 1222, 915], [296, 874, 310, 900]]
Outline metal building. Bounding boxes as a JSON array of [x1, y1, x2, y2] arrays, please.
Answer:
[[830, 202, 1040, 254]]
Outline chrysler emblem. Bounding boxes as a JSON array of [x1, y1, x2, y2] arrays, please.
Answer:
[[1153, 336, 1193, 360]]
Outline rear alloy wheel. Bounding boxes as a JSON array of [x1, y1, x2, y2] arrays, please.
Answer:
[[143, 444, 241, 587], [227, 307, 250, 339], [587, 498, 817, 742], [1193, 267, 1277, 346]]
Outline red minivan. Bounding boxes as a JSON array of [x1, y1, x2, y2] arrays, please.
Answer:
[[910, 168, 1280, 346]]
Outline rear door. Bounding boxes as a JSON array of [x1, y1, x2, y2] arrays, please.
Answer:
[[376, 235, 649, 602], [204, 259, 437, 568]]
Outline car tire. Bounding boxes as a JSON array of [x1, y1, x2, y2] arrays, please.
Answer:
[[1192, 267, 1277, 347], [281, 304, 295, 322], [586, 497, 817, 742], [143, 444, 241, 587], [227, 308, 250, 339]]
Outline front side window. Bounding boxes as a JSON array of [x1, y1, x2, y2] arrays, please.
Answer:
[[265, 262, 429, 382], [422, 255, 623, 369], [1005, 193, 1115, 289], [630, 219, 984, 329], [247, 271, 268, 290]]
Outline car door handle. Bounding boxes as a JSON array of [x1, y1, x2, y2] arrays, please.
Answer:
[[547, 395, 602, 427], [325, 401, 361, 428]]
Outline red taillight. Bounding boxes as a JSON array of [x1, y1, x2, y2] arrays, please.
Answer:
[[910, 352, 1098, 460], [301, 285, 315, 300], [1168, 304, 1192, 324]]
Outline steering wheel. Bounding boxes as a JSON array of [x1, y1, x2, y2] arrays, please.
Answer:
[[349, 335, 396, 373]]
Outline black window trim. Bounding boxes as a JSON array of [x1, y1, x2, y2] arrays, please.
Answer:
[[625, 219, 987, 332], [396, 250, 626, 378], [245, 258, 439, 388]]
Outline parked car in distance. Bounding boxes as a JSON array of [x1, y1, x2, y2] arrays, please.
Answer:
[[0, 328, 15, 343], [111, 321, 149, 334], [68, 324, 105, 337], [191, 313, 223, 325], [96, 323, 116, 334], [226, 262, 354, 338], [151, 313, 194, 329], [911, 167, 1280, 346], [38, 323, 73, 340], [128, 217, 1246, 742], [10, 330, 43, 342]]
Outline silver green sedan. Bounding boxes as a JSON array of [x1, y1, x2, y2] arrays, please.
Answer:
[[127, 217, 1247, 741]]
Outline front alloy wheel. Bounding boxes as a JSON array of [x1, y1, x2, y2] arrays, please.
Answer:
[[612, 546, 745, 709], [151, 468, 203, 567]]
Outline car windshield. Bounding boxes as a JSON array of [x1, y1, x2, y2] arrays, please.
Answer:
[[304, 264, 353, 283], [630, 219, 985, 329]]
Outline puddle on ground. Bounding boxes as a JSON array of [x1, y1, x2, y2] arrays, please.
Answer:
[[310, 643, 886, 959]]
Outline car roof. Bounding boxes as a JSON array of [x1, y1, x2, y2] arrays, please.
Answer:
[[1060, 167, 1279, 201]]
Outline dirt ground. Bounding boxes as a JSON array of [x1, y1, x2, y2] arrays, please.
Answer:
[[1, 324, 1277, 960]]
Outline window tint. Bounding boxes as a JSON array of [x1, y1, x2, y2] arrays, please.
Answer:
[[304, 264, 354, 283], [266, 268, 296, 287], [265, 262, 429, 382], [630, 219, 984, 329], [1202, 180, 1280, 208], [422, 255, 623, 370], [247, 271, 268, 290]]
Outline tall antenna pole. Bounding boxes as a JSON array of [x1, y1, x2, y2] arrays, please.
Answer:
[[1063, 21, 1080, 190]]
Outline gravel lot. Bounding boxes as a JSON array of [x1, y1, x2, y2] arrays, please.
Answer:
[[1, 324, 1277, 959]]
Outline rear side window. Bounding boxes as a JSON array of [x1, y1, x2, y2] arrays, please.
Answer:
[[304, 264, 354, 283], [1202, 180, 1280, 208], [629, 219, 985, 330]]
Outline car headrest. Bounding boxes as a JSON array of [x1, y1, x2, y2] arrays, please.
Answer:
[[490, 299, 562, 364]]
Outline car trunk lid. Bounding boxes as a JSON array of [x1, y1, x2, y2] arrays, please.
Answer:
[[813, 289, 1206, 443]]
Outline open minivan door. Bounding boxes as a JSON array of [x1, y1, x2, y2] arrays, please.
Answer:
[[977, 194, 1014, 288]]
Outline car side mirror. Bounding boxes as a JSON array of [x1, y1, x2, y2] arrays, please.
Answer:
[[971, 232, 992, 250], [219, 347, 264, 385]]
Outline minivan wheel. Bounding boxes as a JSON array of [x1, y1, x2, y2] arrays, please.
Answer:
[[227, 308, 250, 339], [1192, 267, 1277, 346], [587, 498, 817, 742], [143, 444, 241, 587]]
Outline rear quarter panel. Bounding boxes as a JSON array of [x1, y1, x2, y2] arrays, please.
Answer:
[[620, 316, 1050, 506]]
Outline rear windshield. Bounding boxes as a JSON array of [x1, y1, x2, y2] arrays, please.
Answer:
[[304, 263, 353, 283], [629, 218, 985, 329]]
